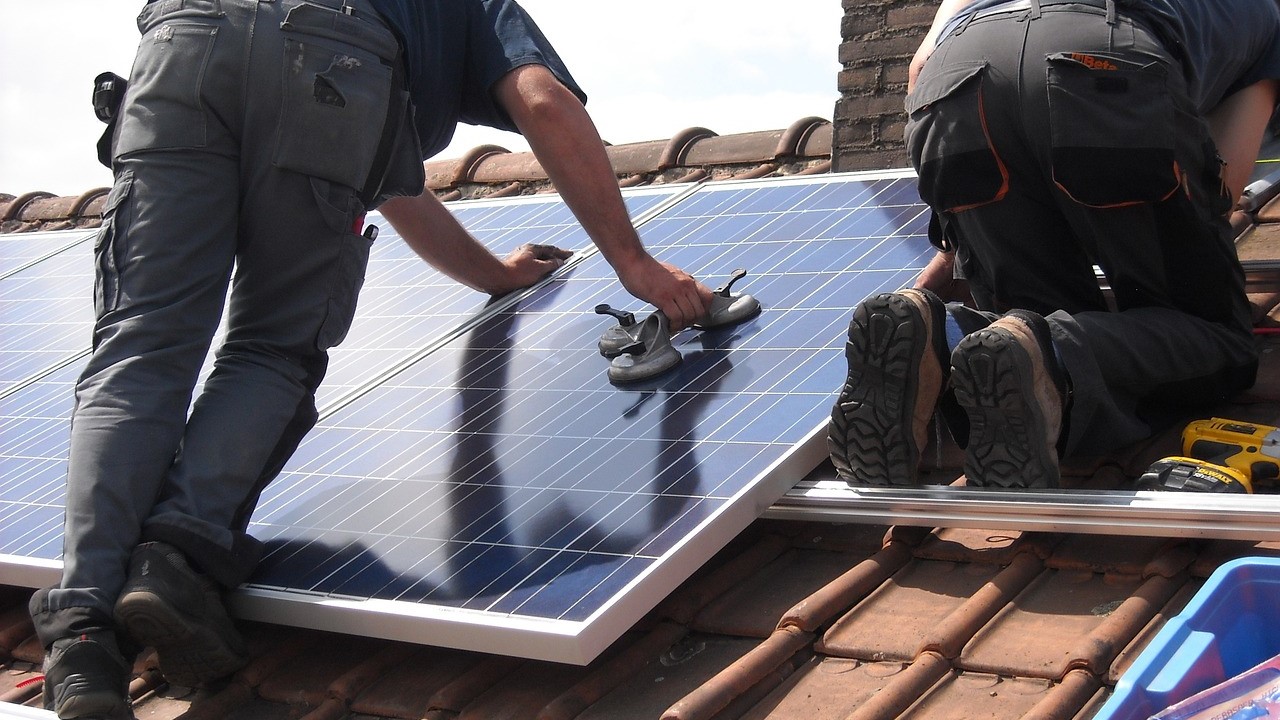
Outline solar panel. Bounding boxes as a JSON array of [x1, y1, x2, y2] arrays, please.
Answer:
[[234, 170, 933, 663], [0, 171, 933, 664]]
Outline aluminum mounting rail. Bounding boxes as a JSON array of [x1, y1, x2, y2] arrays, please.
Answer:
[[765, 470, 1280, 541]]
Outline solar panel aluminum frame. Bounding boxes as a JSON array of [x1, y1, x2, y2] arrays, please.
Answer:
[[0, 169, 933, 666]]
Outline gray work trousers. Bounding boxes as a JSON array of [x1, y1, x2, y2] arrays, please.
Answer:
[[905, 1, 1258, 459], [32, 0, 404, 644]]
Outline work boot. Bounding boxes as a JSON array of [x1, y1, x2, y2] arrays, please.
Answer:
[[41, 631, 132, 719], [113, 542, 248, 688], [950, 310, 1067, 489], [829, 288, 948, 485]]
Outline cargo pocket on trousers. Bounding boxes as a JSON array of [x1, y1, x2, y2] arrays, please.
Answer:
[[312, 175, 374, 351], [906, 60, 1008, 213], [1047, 52, 1179, 207], [274, 33, 392, 190], [316, 228, 374, 350], [94, 173, 135, 318]]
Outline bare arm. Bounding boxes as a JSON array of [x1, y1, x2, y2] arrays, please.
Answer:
[[493, 64, 714, 329], [909, 0, 982, 92], [380, 190, 571, 295], [1206, 79, 1280, 207]]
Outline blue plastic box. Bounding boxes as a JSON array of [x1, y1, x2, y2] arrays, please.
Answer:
[[1094, 556, 1280, 720]]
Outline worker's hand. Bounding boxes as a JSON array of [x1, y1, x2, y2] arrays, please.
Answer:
[[492, 243, 574, 295], [915, 250, 971, 304], [617, 257, 714, 331]]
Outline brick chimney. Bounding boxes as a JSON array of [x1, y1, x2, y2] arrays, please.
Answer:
[[833, 0, 938, 172]]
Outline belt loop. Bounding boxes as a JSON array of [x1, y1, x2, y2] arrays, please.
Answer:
[[1105, 0, 1118, 25], [1028, 0, 1042, 20]]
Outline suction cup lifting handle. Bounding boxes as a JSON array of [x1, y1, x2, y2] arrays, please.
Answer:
[[715, 268, 748, 297], [595, 304, 636, 327]]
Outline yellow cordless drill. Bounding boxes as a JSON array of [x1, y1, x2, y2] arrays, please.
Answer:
[[1137, 418, 1280, 494]]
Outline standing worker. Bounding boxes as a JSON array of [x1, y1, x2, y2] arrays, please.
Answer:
[[829, 0, 1280, 488], [32, 1, 714, 718]]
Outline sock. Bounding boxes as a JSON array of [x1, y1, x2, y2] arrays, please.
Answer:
[[944, 312, 965, 353]]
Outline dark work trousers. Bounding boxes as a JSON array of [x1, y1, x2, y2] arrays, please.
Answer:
[[905, 1, 1258, 460], [31, 0, 405, 645]]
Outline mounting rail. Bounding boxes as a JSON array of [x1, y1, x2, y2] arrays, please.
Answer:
[[766, 469, 1280, 541]]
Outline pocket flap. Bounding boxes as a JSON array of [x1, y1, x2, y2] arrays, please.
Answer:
[[905, 60, 989, 115], [281, 2, 400, 62]]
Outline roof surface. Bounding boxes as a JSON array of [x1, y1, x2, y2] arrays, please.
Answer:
[[4, 124, 1280, 720]]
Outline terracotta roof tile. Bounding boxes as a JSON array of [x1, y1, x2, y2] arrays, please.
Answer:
[[574, 634, 761, 720], [1029, 668, 1106, 720], [919, 551, 1047, 660], [914, 526, 1046, 566], [423, 654, 525, 713], [453, 660, 590, 720], [656, 529, 791, 625], [661, 626, 813, 720], [783, 520, 892, 554], [777, 535, 914, 633], [256, 634, 392, 706], [692, 548, 871, 638], [348, 646, 485, 718], [737, 657, 893, 720], [1192, 538, 1280, 577], [1044, 534, 1183, 575], [958, 568, 1166, 680], [1106, 578, 1201, 685], [538, 622, 689, 720], [818, 558, 1008, 661], [604, 139, 669, 177], [845, 651, 952, 720], [911, 671, 1060, 720], [1, 119, 835, 232]]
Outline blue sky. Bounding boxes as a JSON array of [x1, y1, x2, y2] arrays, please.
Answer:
[[0, 1, 842, 196]]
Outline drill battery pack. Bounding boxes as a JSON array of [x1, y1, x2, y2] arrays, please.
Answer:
[[1137, 457, 1252, 494]]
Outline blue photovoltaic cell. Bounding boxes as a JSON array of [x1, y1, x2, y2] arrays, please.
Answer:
[[246, 172, 932, 640]]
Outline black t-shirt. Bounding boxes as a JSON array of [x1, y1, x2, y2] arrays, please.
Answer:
[[366, 0, 586, 159], [1128, 0, 1280, 112], [939, 0, 1280, 113]]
